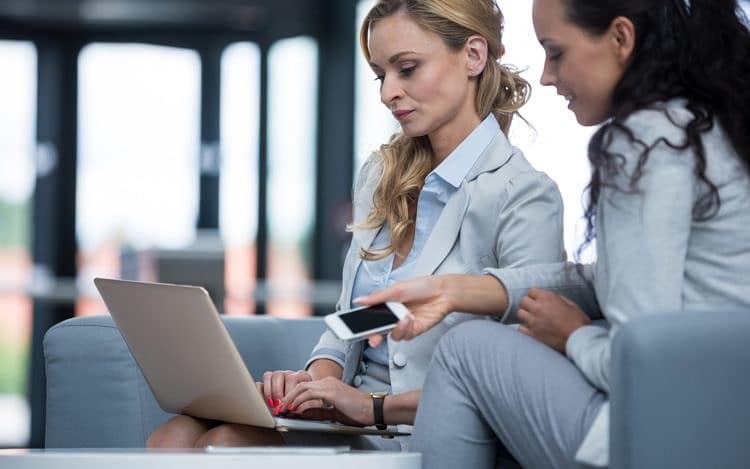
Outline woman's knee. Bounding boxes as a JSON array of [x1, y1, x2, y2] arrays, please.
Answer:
[[439, 320, 515, 359], [194, 424, 285, 448], [146, 415, 210, 449]]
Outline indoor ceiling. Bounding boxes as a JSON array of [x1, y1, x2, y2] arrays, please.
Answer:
[[0, 0, 320, 32]]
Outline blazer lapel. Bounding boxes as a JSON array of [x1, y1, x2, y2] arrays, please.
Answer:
[[341, 189, 380, 308], [410, 187, 470, 277], [409, 131, 513, 277]]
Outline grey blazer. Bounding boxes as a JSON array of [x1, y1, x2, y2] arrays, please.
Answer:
[[307, 130, 566, 434], [489, 100, 750, 466]]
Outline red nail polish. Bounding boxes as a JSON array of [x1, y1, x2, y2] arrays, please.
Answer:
[[266, 398, 273, 407], [274, 398, 281, 406]]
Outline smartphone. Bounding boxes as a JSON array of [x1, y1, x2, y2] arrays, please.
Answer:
[[324, 302, 410, 342]]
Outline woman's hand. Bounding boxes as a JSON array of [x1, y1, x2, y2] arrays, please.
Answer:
[[355, 275, 455, 345], [517, 287, 591, 354], [278, 377, 374, 427], [256, 370, 313, 410], [357, 274, 509, 345]]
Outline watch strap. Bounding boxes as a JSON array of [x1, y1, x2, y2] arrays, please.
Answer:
[[370, 392, 387, 430]]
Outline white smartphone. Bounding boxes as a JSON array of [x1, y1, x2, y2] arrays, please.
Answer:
[[324, 302, 410, 342]]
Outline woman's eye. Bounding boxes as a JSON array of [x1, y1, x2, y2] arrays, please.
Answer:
[[399, 66, 416, 76], [548, 50, 563, 62], [374, 75, 384, 83]]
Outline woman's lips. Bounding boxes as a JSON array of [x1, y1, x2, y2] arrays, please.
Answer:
[[393, 109, 414, 120]]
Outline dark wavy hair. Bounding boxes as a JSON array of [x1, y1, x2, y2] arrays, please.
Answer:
[[565, 0, 750, 259]]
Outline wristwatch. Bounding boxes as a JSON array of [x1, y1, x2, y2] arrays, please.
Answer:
[[369, 392, 388, 430]]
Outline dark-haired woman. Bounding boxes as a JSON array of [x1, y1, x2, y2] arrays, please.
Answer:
[[357, 0, 750, 467]]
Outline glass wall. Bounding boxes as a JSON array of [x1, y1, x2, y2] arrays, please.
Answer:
[[266, 37, 319, 316], [354, 0, 400, 176], [77, 43, 201, 314], [502, 2, 595, 259], [220, 42, 261, 315], [0, 39, 36, 447]]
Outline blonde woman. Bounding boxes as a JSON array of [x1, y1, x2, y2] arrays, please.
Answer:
[[148, 0, 565, 450]]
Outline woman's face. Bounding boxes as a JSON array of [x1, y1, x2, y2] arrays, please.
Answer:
[[367, 11, 481, 148], [532, 0, 630, 126]]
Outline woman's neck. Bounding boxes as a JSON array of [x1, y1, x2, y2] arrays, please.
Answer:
[[429, 114, 482, 167]]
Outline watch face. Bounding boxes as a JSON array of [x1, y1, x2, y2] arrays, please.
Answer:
[[370, 392, 388, 398]]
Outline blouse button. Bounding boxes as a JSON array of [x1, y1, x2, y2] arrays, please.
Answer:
[[392, 352, 407, 368]]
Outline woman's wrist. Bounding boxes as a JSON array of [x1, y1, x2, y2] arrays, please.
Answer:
[[382, 390, 420, 425], [442, 274, 508, 317], [307, 358, 343, 381]]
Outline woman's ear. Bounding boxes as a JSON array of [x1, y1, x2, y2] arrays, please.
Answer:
[[465, 35, 489, 77], [609, 16, 636, 65]]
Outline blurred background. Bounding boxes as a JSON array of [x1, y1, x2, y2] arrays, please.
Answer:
[[1, 0, 748, 450]]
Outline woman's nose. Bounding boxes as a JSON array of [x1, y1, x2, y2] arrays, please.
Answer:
[[380, 75, 403, 107], [539, 63, 556, 87]]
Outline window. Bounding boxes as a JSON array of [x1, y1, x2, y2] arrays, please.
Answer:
[[220, 42, 261, 315], [266, 37, 319, 316], [502, 2, 595, 259], [0, 39, 36, 447], [77, 43, 201, 314], [354, 0, 399, 176]]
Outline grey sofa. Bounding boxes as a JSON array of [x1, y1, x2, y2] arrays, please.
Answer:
[[44, 311, 750, 468]]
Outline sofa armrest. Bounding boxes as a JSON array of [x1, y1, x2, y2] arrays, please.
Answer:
[[610, 310, 750, 469], [43, 314, 325, 448]]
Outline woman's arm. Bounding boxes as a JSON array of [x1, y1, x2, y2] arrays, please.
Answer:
[[357, 273, 508, 343], [307, 358, 343, 381], [279, 378, 421, 426], [383, 390, 421, 425]]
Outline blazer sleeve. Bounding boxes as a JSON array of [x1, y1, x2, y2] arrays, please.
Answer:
[[566, 111, 694, 394], [493, 170, 567, 268], [305, 153, 381, 370], [486, 262, 600, 324], [483, 169, 601, 322]]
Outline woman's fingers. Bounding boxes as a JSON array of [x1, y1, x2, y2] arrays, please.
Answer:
[[262, 371, 274, 406], [261, 370, 312, 408], [271, 371, 292, 404], [353, 284, 399, 306], [283, 371, 312, 396], [367, 334, 385, 348], [285, 382, 329, 412], [390, 315, 414, 341], [296, 404, 335, 420], [517, 308, 535, 332]]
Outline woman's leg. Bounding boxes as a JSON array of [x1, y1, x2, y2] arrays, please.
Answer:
[[412, 321, 605, 469], [148, 416, 286, 448], [146, 415, 215, 448], [194, 424, 403, 449], [194, 423, 285, 447]]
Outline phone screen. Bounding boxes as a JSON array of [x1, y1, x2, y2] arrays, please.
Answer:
[[339, 304, 400, 333]]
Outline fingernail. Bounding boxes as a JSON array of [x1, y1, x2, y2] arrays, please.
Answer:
[[273, 404, 282, 415], [266, 398, 274, 407], [274, 398, 281, 406]]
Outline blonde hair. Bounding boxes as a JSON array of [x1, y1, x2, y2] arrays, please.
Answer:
[[354, 0, 530, 260]]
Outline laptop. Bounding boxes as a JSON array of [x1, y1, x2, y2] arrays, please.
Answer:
[[93, 277, 406, 436]]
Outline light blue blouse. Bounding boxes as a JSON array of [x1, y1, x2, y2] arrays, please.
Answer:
[[351, 115, 500, 365]]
